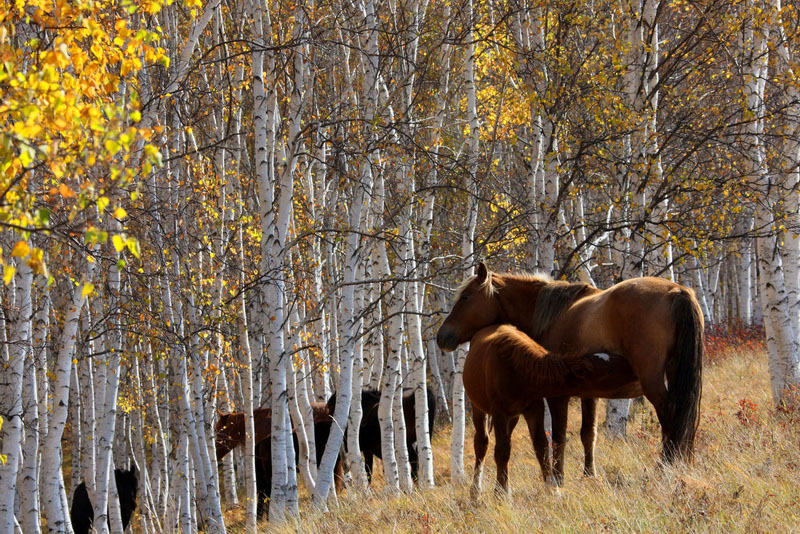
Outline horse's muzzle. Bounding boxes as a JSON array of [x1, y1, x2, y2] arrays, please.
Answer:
[[436, 327, 459, 352]]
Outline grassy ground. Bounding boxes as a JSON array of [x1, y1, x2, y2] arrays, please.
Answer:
[[220, 345, 800, 533]]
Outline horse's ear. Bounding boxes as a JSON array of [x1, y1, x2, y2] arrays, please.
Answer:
[[216, 408, 225, 419], [476, 261, 488, 282]]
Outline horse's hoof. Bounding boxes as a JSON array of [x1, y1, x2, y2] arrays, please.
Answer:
[[492, 485, 511, 500], [470, 486, 481, 501], [546, 476, 564, 495]]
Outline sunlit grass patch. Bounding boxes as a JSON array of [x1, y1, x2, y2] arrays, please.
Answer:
[[220, 344, 799, 533]]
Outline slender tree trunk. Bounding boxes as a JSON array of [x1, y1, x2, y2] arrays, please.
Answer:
[[0, 260, 32, 532], [452, 0, 480, 482], [41, 245, 99, 533]]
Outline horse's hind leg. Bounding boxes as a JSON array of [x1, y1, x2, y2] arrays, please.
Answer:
[[523, 399, 554, 486], [493, 414, 516, 495], [471, 406, 490, 498], [580, 398, 598, 477], [639, 373, 673, 462], [547, 396, 569, 486]]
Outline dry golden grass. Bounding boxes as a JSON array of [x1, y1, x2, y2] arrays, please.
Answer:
[[221, 346, 800, 533]]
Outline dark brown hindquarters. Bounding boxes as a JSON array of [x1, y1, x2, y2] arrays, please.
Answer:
[[663, 289, 704, 462]]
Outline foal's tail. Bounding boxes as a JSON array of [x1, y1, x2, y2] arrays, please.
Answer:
[[664, 289, 704, 462]]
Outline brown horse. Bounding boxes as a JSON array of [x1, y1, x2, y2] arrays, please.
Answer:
[[437, 262, 703, 472], [465, 324, 638, 495], [215, 403, 332, 460]]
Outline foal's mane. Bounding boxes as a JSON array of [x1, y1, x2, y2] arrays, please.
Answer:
[[485, 325, 592, 385]]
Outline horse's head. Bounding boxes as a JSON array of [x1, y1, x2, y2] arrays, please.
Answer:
[[436, 262, 505, 351]]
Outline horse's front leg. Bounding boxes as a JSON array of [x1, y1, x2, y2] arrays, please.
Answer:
[[580, 398, 598, 477], [523, 399, 554, 485], [471, 406, 489, 499], [493, 414, 517, 495], [547, 396, 569, 487]]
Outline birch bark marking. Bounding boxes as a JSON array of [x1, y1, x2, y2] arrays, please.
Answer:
[[0, 260, 32, 533]]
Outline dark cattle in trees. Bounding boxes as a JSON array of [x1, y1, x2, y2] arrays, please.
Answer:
[[70, 465, 138, 534], [327, 387, 436, 482]]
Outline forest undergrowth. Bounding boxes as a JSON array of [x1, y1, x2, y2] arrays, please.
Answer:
[[219, 338, 799, 533]]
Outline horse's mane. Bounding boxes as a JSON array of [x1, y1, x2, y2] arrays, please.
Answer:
[[485, 325, 594, 386], [489, 271, 593, 340], [456, 271, 498, 298]]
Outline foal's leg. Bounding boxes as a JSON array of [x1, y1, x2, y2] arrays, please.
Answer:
[[580, 398, 598, 477], [523, 400, 554, 485], [471, 407, 490, 498], [547, 396, 569, 486], [493, 414, 516, 495]]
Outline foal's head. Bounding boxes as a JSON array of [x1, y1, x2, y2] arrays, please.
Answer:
[[436, 262, 505, 351]]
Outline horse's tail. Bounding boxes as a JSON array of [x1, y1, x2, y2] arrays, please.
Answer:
[[665, 288, 704, 462]]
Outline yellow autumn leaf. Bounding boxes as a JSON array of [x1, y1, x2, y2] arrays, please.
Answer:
[[11, 240, 30, 258], [3, 265, 16, 285], [81, 283, 94, 298], [126, 237, 141, 258], [114, 207, 128, 219], [112, 234, 125, 252]]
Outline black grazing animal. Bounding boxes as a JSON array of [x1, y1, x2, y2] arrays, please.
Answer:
[[327, 387, 436, 482], [253, 411, 343, 519], [70, 465, 138, 534]]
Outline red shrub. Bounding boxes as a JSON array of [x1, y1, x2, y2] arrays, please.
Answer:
[[736, 398, 760, 427], [704, 322, 765, 363]]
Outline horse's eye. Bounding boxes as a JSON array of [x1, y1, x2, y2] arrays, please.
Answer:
[[461, 292, 471, 301]]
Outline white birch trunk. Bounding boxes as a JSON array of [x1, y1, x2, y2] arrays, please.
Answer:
[[452, 0, 481, 482], [237, 219, 258, 533], [42, 247, 98, 533], [770, 0, 800, 339], [373, 168, 402, 494], [19, 270, 46, 534], [738, 239, 754, 324], [0, 260, 32, 532], [744, 0, 800, 405], [402, 216, 434, 488], [92, 247, 124, 534]]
